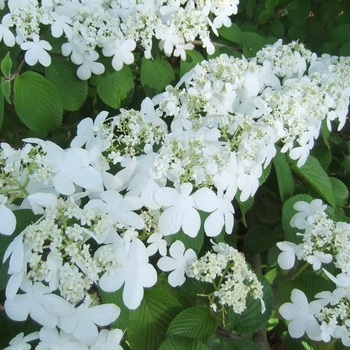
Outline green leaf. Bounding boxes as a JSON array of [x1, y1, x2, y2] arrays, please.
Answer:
[[158, 335, 209, 350], [0, 310, 40, 349], [287, 0, 311, 26], [128, 288, 182, 350], [1, 52, 12, 78], [180, 50, 204, 77], [258, 10, 271, 24], [141, 56, 175, 97], [167, 306, 217, 342], [1, 79, 11, 104], [96, 65, 134, 109], [14, 71, 63, 136], [179, 276, 215, 299], [243, 224, 276, 254], [330, 177, 349, 207], [235, 194, 254, 227], [245, 0, 256, 19], [271, 20, 285, 37], [167, 227, 204, 255], [339, 41, 350, 56], [0, 88, 3, 129], [326, 24, 350, 46], [207, 335, 261, 350], [218, 23, 243, 45], [45, 56, 88, 111], [278, 270, 333, 304], [272, 147, 295, 202], [265, 0, 278, 11], [229, 275, 273, 334], [310, 145, 332, 169], [281, 194, 313, 244], [291, 156, 336, 207], [242, 32, 266, 57]]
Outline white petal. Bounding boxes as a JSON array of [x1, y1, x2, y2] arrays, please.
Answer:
[[0, 204, 16, 235], [87, 304, 120, 326], [74, 315, 98, 344], [182, 206, 200, 237], [5, 294, 31, 321]]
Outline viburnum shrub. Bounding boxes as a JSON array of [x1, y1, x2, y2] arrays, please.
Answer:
[[1, 1, 350, 349]]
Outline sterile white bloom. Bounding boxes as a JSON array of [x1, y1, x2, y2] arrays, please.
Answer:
[[157, 240, 197, 287], [85, 190, 144, 230], [21, 34, 52, 67], [146, 232, 167, 257], [102, 38, 136, 71], [4, 331, 39, 350], [90, 329, 124, 350], [5, 279, 74, 328], [0, 194, 16, 235], [290, 199, 327, 229], [279, 289, 322, 341], [154, 183, 201, 237], [57, 296, 120, 345], [0, 14, 15, 47], [97, 237, 157, 309], [193, 188, 234, 236], [76, 51, 105, 80], [37, 327, 88, 350], [276, 241, 300, 270]]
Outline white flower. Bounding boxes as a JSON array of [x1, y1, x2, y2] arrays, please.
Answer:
[[4, 331, 39, 350], [157, 240, 197, 287], [154, 183, 201, 237], [102, 38, 136, 71], [276, 241, 300, 270], [307, 251, 332, 271], [0, 14, 15, 47], [5, 279, 74, 328], [21, 34, 52, 67], [126, 152, 164, 210], [97, 237, 157, 309], [290, 199, 327, 229], [90, 329, 124, 350], [86, 190, 144, 230], [146, 232, 167, 257], [193, 188, 234, 237], [50, 12, 73, 39], [76, 51, 105, 80], [3, 232, 28, 299], [0, 194, 16, 235], [25, 140, 103, 195], [37, 327, 88, 350], [70, 112, 109, 149], [279, 289, 322, 341], [57, 297, 120, 345]]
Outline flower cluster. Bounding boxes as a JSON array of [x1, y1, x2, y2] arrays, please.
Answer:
[[0, 0, 240, 79], [278, 200, 350, 346], [1, 40, 350, 347], [277, 199, 350, 271], [187, 242, 265, 314]]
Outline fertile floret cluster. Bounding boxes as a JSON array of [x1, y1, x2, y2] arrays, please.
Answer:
[[187, 242, 264, 314]]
